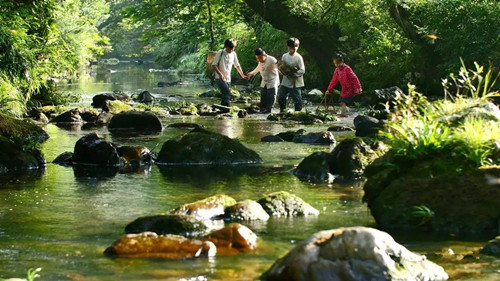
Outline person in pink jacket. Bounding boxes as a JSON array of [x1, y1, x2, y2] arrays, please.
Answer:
[[325, 53, 362, 117]]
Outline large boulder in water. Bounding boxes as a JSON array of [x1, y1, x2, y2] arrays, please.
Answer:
[[108, 111, 162, 133], [72, 133, 120, 166], [260, 227, 448, 281], [0, 114, 49, 145], [156, 129, 262, 165], [363, 152, 500, 235]]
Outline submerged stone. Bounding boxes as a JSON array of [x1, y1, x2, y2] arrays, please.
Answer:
[[260, 227, 448, 281]]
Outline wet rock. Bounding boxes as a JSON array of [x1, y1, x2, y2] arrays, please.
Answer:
[[329, 138, 384, 180], [104, 232, 216, 259], [50, 109, 83, 124], [480, 236, 500, 257], [196, 103, 219, 116], [276, 129, 306, 142], [327, 125, 354, 132], [52, 152, 73, 166], [0, 136, 46, 173], [257, 191, 320, 217], [202, 223, 258, 254], [268, 112, 323, 124], [224, 200, 270, 221], [292, 131, 336, 145], [96, 111, 113, 125], [92, 92, 131, 109], [261, 135, 285, 142], [133, 90, 155, 104], [156, 129, 262, 165], [364, 154, 500, 235], [292, 152, 334, 183], [72, 132, 120, 166], [78, 108, 99, 123], [354, 115, 385, 137], [103, 100, 134, 114], [237, 109, 249, 118], [108, 111, 162, 133], [92, 93, 116, 108], [124, 214, 209, 237], [245, 104, 261, 114], [171, 194, 237, 220], [260, 227, 449, 281], [116, 145, 154, 166], [167, 123, 203, 129], [0, 114, 49, 145]]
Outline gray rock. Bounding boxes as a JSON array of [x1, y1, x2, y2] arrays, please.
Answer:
[[224, 200, 270, 221], [292, 131, 336, 145], [260, 227, 449, 281], [257, 191, 319, 217]]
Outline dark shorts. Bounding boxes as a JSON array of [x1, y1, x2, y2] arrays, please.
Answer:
[[339, 96, 355, 106]]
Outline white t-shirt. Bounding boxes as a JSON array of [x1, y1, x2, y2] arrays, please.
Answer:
[[212, 49, 240, 83], [248, 55, 279, 89], [280, 52, 305, 88]]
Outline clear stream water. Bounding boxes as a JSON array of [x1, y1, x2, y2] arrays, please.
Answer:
[[0, 62, 498, 280]]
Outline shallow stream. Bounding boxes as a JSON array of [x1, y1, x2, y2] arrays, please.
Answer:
[[0, 62, 498, 280]]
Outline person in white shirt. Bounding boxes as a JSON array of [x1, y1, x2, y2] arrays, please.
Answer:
[[247, 48, 280, 113], [277, 37, 305, 112], [212, 38, 247, 109]]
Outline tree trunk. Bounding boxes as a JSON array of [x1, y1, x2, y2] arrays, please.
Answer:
[[206, 0, 215, 50], [243, 0, 342, 88], [387, 1, 443, 93]]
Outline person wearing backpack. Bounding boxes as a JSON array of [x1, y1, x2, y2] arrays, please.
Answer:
[[212, 38, 247, 109]]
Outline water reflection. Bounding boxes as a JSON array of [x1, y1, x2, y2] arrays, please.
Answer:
[[0, 169, 45, 189], [72, 164, 152, 182], [157, 165, 290, 188]]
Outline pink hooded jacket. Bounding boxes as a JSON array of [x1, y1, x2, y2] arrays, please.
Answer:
[[327, 64, 361, 98]]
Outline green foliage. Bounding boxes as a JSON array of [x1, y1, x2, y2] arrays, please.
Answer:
[[0, 0, 109, 115], [0, 267, 41, 281], [411, 205, 434, 226], [381, 63, 500, 167]]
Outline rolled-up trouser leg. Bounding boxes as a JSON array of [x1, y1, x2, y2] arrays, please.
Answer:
[[290, 86, 303, 111], [217, 80, 232, 107], [277, 86, 289, 111]]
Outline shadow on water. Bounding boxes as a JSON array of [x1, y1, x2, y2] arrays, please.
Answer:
[[71, 164, 152, 182], [0, 169, 45, 189], [157, 164, 292, 187]]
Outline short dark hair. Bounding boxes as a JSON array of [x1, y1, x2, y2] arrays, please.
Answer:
[[224, 38, 237, 49], [287, 37, 300, 48], [254, 48, 266, 56], [333, 52, 345, 62]]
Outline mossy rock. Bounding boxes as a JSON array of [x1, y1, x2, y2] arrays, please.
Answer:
[[0, 113, 49, 147], [364, 154, 500, 235], [330, 138, 385, 180], [108, 111, 162, 133], [257, 191, 320, 217], [156, 129, 262, 165], [171, 194, 237, 220], [267, 112, 322, 124], [103, 100, 133, 114], [0, 136, 46, 173], [124, 214, 209, 238]]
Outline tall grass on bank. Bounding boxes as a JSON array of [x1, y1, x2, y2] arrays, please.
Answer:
[[381, 63, 500, 167]]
